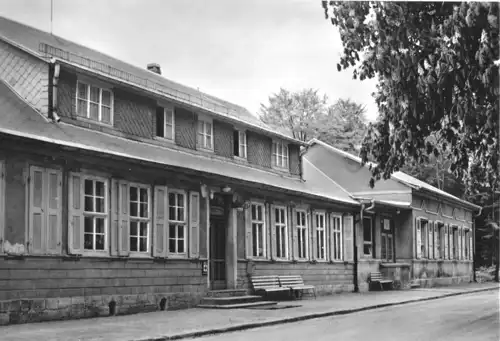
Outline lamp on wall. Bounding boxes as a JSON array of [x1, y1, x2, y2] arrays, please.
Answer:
[[200, 184, 208, 198], [222, 185, 232, 193]]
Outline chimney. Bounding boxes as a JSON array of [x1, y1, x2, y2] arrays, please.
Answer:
[[147, 63, 162, 75]]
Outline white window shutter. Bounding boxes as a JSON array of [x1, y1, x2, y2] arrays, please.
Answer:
[[428, 222, 433, 259], [110, 179, 119, 256], [311, 211, 317, 260], [469, 230, 473, 260], [68, 172, 84, 255], [291, 207, 298, 261], [153, 185, 168, 258], [264, 203, 270, 259], [343, 215, 354, 261], [444, 225, 449, 260], [29, 166, 46, 254], [286, 207, 292, 260], [416, 218, 421, 259], [270, 204, 277, 260], [117, 181, 130, 257], [189, 191, 200, 258], [328, 214, 334, 262], [0, 161, 4, 254], [460, 227, 464, 260], [433, 223, 438, 259], [46, 169, 62, 254], [244, 205, 252, 259]]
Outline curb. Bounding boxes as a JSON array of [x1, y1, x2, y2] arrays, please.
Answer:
[[138, 286, 499, 341]]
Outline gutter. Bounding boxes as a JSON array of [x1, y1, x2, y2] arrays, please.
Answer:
[[472, 207, 484, 283], [353, 199, 375, 293]]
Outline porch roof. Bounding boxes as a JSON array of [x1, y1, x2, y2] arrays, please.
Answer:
[[0, 80, 359, 206], [353, 198, 412, 210]]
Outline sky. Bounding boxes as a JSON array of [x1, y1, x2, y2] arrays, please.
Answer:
[[0, 0, 379, 121]]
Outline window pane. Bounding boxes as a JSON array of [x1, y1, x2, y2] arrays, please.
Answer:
[[130, 187, 138, 201], [95, 218, 105, 234], [90, 86, 100, 102], [169, 239, 176, 253], [257, 225, 264, 257], [84, 216, 93, 233], [140, 188, 148, 202], [257, 206, 262, 221], [177, 240, 184, 253], [130, 221, 138, 236], [130, 237, 138, 251], [251, 205, 256, 220], [84, 196, 93, 212], [165, 110, 173, 124], [177, 194, 184, 207], [275, 209, 280, 223], [95, 198, 105, 213], [252, 223, 258, 256], [206, 123, 212, 136], [95, 181, 104, 197], [197, 121, 203, 133], [139, 237, 147, 252], [77, 99, 87, 117], [234, 130, 240, 156], [177, 207, 184, 221], [85, 180, 94, 195], [206, 136, 212, 149], [363, 218, 371, 242], [101, 106, 111, 124], [77, 82, 88, 99], [101, 90, 111, 106], [140, 203, 148, 218], [130, 202, 138, 217], [90, 103, 99, 120], [33, 170, 43, 208], [164, 125, 173, 140], [84, 233, 93, 250], [140, 222, 148, 236], [177, 225, 184, 238], [96, 234, 105, 250]]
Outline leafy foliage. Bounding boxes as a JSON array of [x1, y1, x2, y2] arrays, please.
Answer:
[[322, 1, 499, 194], [259, 88, 368, 153]]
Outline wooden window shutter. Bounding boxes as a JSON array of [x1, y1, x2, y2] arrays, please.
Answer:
[[428, 222, 433, 259], [343, 215, 354, 261], [264, 203, 270, 259], [110, 179, 119, 256], [311, 210, 317, 260], [444, 225, 449, 260], [287, 207, 293, 260], [189, 191, 200, 258], [415, 218, 421, 259], [117, 181, 130, 257], [46, 169, 62, 254], [460, 227, 464, 260], [328, 214, 334, 262], [29, 166, 46, 254], [244, 204, 252, 259], [270, 204, 277, 260], [433, 222, 438, 259], [68, 172, 84, 255], [291, 207, 298, 261], [469, 230, 473, 260], [153, 185, 168, 258], [0, 161, 4, 254]]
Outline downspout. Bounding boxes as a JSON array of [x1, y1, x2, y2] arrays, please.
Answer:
[[50, 59, 61, 122], [353, 199, 375, 293], [472, 207, 483, 283]]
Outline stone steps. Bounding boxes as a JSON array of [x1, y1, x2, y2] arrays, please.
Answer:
[[198, 301, 278, 309], [205, 289, 248, 297], [200, 295, 262, 306]]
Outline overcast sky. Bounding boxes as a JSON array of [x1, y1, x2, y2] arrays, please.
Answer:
[[0, 0, 378, 121]]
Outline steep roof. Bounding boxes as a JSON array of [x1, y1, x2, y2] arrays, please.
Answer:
[[0, 79, 358, 206], [307, 138, 480, 211], [0, 16, 303, 145]]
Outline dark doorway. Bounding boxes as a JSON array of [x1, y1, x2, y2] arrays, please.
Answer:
[[209, 213, 226, 290]]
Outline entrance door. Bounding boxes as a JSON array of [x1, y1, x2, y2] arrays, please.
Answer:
[[210, 216, 226, 289]]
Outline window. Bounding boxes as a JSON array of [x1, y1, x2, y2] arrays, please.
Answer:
[[296, 210, 308, 259], [129, 185, 150, 253], [381, 218, 393, 261], [420, 220, 428, 258], [274, 206, 288, 259], [168, 191, 187, 254], [452, 226, 458, 259], [464, 230, 470, 260], [156, 106, 175, 140], [436, 223, 443, 259], [0, 161, 3, 254], [428, 221, 434, 259], [28, 166, 62, 255], [83, 178, 107, 252], [234, 130, 247, 159], [197, 119, 213, 150], [315, 212, 326, 260], [272, 141, 289, 168], [251, 203, 266, 258], [331, 215, 343, 261], [363, 217, 373, 256], [76, 81, 113, 124]]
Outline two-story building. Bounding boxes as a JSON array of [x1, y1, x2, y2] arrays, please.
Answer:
[[304, 139, 481, 291], [0, 17, 362, 324]]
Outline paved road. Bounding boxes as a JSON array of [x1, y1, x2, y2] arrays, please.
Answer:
[[192, 290, 500, 341]]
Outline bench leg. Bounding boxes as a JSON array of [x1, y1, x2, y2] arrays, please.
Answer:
[[380, 282, 384, 291]]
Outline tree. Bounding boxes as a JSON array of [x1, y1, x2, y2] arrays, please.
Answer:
[[322, 1, 499, 194], [259, 88, 368, 154]]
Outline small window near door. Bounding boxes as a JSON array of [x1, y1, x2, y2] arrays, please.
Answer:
[[156, 106, 175, 140], [363, 217, 373, 256], [381, 218, 393, 262]]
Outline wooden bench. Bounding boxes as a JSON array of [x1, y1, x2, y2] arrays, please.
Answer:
[[368, 272, 394, 291], [279, 275, 317, 300], [250, 275, 290, 298]]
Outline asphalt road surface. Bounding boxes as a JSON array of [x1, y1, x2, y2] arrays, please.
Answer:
[[192, 290, 500, 341]]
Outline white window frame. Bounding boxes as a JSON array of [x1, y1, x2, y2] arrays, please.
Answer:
[[451, 225, 458, 259], [315, 212, 327, 261], [157, 106, 175, 141], [128, 183, 151, 256], [76, 80, 114, 125], [363, 216, 373, 257], [82, 175, 109, 255], [0, 160, 4, 254], [197, 116, 214, 151], [168, 189, 187, 256], [235, 129, 247, 159], [272, 140, 289, 169], [274, 206, 288, 260], [331, 214, 343, 261], [251, 202, 266, 259], [296, 209, 308, 260], [420, 219, 428, 259]]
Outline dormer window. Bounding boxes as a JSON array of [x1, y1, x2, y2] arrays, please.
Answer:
[[197, 115, 213, 150], [234, 130, 247, 159], [76, 80, 113, 125], [156, 106, 175, 141], [272, 141, 289, 169]]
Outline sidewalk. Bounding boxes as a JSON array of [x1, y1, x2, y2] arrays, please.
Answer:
[[2, 282, 499, 341]]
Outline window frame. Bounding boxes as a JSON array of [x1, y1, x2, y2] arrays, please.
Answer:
[[128, 183, 152, 256], [272, 140, 289, 169], [274, 205, 289, 260], [296, 209, 309, 260], [419, 219, 429, 259], [167, 189, 188, 257], [314, 211, 327, 261], [234, 129, 248, 160], [250, 202, 267, 259], [156, 106, 175, 141], [82, 174, 109, 256], [0, 160, 4, 254], [381, 218, 394, 262], [331, 213, 343, 261], [197, 116, 214, 151], [75, 79, 114, 125], [451, 225, 458, 260]]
